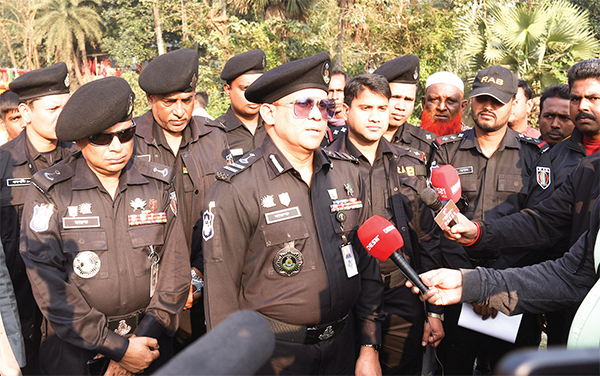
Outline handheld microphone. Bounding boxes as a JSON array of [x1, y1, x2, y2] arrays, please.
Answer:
[[357, 215, 428, 294], [420, 187, 459, 230], [431, 164, 462, 203]]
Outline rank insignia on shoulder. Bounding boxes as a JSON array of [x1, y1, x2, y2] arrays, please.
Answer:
[[202, 201, 215, 241], [128, 211, 167, 226], [536, 166, 551, 190], [30, 203, 54, 233], [217, 152, 261, 181]]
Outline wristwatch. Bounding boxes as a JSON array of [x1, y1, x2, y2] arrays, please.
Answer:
[[191, 269, 204, 293], [361, 344, 382, 352], [427, 312, 444, 321]]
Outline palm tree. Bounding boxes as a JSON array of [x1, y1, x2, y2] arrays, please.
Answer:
[[232, 0, 315, 20], [458, 0, 600, 89], [35, 0, 102, 85]]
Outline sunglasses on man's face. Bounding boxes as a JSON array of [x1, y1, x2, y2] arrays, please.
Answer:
[[273, 97, 336, 120], [88, 121, 136, 147]]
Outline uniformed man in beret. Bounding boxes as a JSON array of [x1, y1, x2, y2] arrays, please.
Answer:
[[203, 52, 384, 375], [0, 62, 75, 374], [20, 76, 190, 375], [216, 49, 267, 160], [430, 65, 553, 375], [135, 48, 230, 347], [374, 55, 438, 163]]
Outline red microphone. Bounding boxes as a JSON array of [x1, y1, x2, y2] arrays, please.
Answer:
[[431, 164, 462, 203], [358, 215, 429, 294]]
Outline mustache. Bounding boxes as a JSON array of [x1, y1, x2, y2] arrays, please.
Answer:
[[477, 110, 496, 118], [575, 112, 596, 122]]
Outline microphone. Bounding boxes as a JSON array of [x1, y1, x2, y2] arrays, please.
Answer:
[[154, 310, 275, 375], [420, 187, 459, 230], [357, 215, 429, 294], [431, 164, 462, 203]]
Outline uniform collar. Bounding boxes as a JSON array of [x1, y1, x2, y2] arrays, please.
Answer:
[[566, 127, 586, 154], [7, 131, 29, 166], [261, 134, 330, 180], [458, 127, 521, 153], [72, 154, 147, 191], [343, 133, 392, 164], [392, 123, 412, 144], [220, 106, 264, 132], [135, 109, 208, 147]]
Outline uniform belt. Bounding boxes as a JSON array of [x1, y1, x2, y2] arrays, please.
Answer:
[[260, 313, 348, 344], [381, 269, 407, 290], [107, 310, 145, 336]]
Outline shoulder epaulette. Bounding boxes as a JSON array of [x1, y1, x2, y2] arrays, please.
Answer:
[[201, 117, 227, 131], [410, 126, 437, 144], [135, 159, 175, 184], [322, 148, 359, 163], [398, 146, 427, 164], [216, 150, 262, 182], [434, 132, 467, 147], [31, 163, 75, 193], [517, 133, 550, 153]]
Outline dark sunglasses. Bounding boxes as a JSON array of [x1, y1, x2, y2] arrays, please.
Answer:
[[88, 121, 136, 147], [274, 97, 336, 120]]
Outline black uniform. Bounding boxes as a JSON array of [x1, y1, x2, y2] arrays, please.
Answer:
[[133, 110, 229, 267], [20, 154, 190, 375], [389, 122, 437, 164], [203, 136, 384, 374], [549, 127, 589, 188], [328, 135, 448, 374], [430, 127, 554, 374], [0, 131, 75, 372], [216, 107, 266, 161]]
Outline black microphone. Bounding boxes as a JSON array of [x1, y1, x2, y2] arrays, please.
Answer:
[[154, 310, 275, 375], [420, 187, 458, 229], [357, 215, 429, 294]]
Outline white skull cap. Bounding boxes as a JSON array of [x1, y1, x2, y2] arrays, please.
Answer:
[[425, 71, 464, 93]]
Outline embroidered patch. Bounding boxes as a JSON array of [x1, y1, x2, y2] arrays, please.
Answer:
[[536, 166, 551, 190], [169, 192, 178, 216], [29, 204, 54, 233], [203, 202, 215, 241]]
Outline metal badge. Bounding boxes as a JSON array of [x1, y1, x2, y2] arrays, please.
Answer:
[[149, 199, 158, 212], [319, 326, 335, 341], [148, 245, 160, 298], [67, 206, 78, 217], [278, 192, 291, 207], [115, 320, 131, 336], [273, 241, 303, 277], [328, 189, 338, 200], [261, 195, 276, 208], [130, 198, 146, 211], [73, 251, 101, 279], [343, 183, 354, 197], [78, 203, 92, 215]]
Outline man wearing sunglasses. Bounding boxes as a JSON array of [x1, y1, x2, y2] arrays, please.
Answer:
[[20, 77, 189, 375], [135, 48, 230, 348], [0, 62, 75, 374], [217, 49, 267, 161], [327, 74, 452, 374], [202, 52, 384, 375]]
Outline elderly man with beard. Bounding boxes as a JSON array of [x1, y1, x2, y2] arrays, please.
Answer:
[[421, 72, 468, 137], [430, 65, 554, 375], [549, 58, 600, 188], [538, 84, 574, 148]]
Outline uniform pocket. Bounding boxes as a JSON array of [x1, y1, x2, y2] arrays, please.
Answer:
[[497, 174, 526, 194], [61, 229, 109, 279], [128, 224, 165, 277]]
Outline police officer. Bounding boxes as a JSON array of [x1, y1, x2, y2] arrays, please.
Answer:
[[135, 49, 230, 346], [0, 62, 74, 374], [202, 52, 384, 375], [216, 49, 267, 160], [373, 55, 438, 162], [20, 77, 190, 375], [430, 65, 554, 374], [327, 73, 450, 374]]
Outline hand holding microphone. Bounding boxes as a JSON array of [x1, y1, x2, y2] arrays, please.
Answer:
[[357, 216, 429, 294]]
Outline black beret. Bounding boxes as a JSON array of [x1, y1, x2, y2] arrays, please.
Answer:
[[56, 77, 134, 142], [139, 49, 198, 95], [220, 49, 266, 82], [245, 52, 331, 104], [373, 55, 420, 84], [9, 62, 70, 101]]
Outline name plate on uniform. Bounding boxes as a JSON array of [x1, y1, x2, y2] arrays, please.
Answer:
[[455, 166, 473, 175], [265, 207, 301, 224], [63, 216, 101, 229], [6, 178, 31, 187]]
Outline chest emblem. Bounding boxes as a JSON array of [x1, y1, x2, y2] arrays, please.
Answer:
[[73, 251, 101, 278], [278, 192, 291, 207], [273, 241, 304, 277], [29, 203, 54, 233], [130, 198, 146, 212], [78, 203, 92, 215], [261, 195, 276, 208]]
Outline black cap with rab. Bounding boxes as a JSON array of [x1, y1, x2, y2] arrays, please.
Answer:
[[9, 62, 70, 101], [470, 65, 518, 104]]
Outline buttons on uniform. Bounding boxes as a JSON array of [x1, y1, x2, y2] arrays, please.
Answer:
[[401, 226, 406, 231], [393, 187, 398, 192], [335, 212, 347, 223], [194, 189, 199, 194], [184, 153, 189, 158]]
